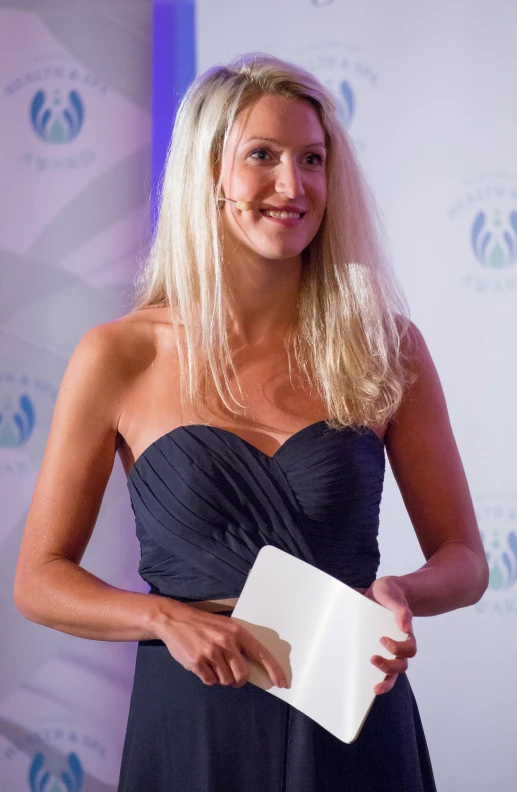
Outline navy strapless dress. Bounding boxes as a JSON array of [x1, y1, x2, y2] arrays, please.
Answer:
[[118, 421, 436, 792]]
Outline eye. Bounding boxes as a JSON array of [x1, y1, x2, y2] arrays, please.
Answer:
[[249, 148, 271, 161], [305, 152, 324, 167], [247, 148, 325, 167]]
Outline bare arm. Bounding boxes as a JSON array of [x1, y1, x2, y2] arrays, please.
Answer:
[[385, 322, 489, 616], [13, 322, 287, 690], [13, 323, 175, 641]]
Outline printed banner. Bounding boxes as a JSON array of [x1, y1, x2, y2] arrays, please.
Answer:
[[0, 2, 152, 789], [195, 2, 517, 790]]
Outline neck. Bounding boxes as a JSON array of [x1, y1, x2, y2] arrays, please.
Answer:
[[223, 246, 302, 346]]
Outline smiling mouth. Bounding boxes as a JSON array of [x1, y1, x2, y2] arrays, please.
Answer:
[[259, 209, 307, 220]]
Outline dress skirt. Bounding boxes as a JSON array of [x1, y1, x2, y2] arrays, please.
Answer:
[[117, 612, 437, 792]]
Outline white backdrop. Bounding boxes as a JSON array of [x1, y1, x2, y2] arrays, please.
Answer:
[[195, 1, 517, 790], [1, 1, 515, 790], [0, 1, 151, 789]]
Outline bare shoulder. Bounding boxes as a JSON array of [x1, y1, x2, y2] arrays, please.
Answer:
[[100, 304, 171, 353], [80, 305, 175, 407], [34, 311, 159, 470], [13, 310, 159, 598], [39, 305, 175, 469], [13, 304, 181, 610], [63, 313, 143, 419], [110, 303, 181, 374], [107, 306, 184, 469], [394, 319, 446, 421]]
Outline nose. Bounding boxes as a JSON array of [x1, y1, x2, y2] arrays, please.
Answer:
[[275, 156, 305, 199]]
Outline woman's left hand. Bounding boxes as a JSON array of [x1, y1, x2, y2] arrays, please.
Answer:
[[361, 576, 417, 695]]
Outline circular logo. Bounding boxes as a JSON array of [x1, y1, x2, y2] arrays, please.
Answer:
[[471, 208, 517, 270], [0, 391, 36, 449], [30, 89, 85, 144], [448, 172, 517, 294], [4, 57, 105, 171], [0, 367, 58, 480], [475, 494, 517, 615], [296, 42, 378, 155], [29, 750, 83, 792], [480, 510, 517, 592]]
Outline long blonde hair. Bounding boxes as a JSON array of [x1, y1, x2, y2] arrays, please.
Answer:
[[132, 52, 414, 428]]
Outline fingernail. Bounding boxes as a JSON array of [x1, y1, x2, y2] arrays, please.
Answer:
[[380, 637, 388, 647]]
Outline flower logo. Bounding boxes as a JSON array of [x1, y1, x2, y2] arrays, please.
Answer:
[[471, 209, 517, 269], [29, 751, 83, 792], [482, 529, 517, 590], [335, 80, 355, 128], [0, 392, 35, 448], [30, 89, 85, 144]]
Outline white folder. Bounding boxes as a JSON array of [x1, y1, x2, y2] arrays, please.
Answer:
[[231, 545, 408, 744]]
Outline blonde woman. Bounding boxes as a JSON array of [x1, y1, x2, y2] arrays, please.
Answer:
[[15, 53, 488, 791]]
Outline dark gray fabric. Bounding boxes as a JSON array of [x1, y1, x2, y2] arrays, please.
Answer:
[[119, 422, 436, 791]]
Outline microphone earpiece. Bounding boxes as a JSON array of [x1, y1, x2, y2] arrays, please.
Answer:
[[218, 197, 253, 211]]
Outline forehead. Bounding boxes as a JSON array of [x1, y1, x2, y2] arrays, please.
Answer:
[[227, 94, 325, 149]]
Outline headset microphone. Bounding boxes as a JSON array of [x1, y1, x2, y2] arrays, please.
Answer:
[[218, 197, 253, 211]]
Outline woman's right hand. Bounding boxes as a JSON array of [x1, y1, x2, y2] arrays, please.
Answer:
[[153, 600, 288, 689]]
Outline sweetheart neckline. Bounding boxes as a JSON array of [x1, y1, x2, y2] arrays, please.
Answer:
[[126, 421, 384, 483]]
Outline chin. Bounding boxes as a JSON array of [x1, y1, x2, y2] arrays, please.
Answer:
[[261, 248, 305, 261], [257, 240, 310, 260]]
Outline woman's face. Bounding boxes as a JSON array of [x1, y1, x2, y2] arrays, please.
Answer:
[[218, 94, 327, 263]]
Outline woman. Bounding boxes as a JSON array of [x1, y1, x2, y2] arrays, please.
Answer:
[[14, 53, 488, 791]]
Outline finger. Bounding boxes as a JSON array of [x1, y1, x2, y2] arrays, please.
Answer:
[[240, 632, 287, 688], [371, 655, 408, 676], [225, 649, 249, 688], [380, 633, 417, 658], [195, 645, 233, 686], [376, 593, 412, 633], [208, 649, 237, 686], [395, 605, 413, 634], [375, 674, 398, 695], [196, 658, 219, 686]]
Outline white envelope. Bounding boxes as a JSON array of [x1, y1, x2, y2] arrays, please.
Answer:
[[231, 545, 408, 744]]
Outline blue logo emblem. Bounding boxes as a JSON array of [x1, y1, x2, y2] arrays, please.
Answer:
[[482, 529, 517, 590], [29, 751, 83, 792], [335, 80, 355, 128], [471, 210, 517, 269], [0, 392, 35, 448], [297, 41, 377, 155], [30, 89, 85, 144]]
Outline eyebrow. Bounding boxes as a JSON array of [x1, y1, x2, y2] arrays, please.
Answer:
[[242, 136, 326, 148]]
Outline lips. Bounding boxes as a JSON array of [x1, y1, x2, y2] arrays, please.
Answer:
[[259, 209, 307, 219], [259, 210, 306, 228], [259, 206, 307, 214]]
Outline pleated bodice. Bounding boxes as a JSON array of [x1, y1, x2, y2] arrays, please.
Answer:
[[126, 421, 385, 602]]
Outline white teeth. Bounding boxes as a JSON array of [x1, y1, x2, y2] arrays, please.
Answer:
[[263, 210, 302, 219]]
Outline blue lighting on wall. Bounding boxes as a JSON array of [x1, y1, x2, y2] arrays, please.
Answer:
[[152, 0, 196, 230]]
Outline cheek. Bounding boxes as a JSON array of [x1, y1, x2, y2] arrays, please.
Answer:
[[312, 186, 327, 218], [308, 173, 326, 202], [234, 164, 269, 190]]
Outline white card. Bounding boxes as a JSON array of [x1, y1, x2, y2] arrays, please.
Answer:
[[231, 545, 408, 744]]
